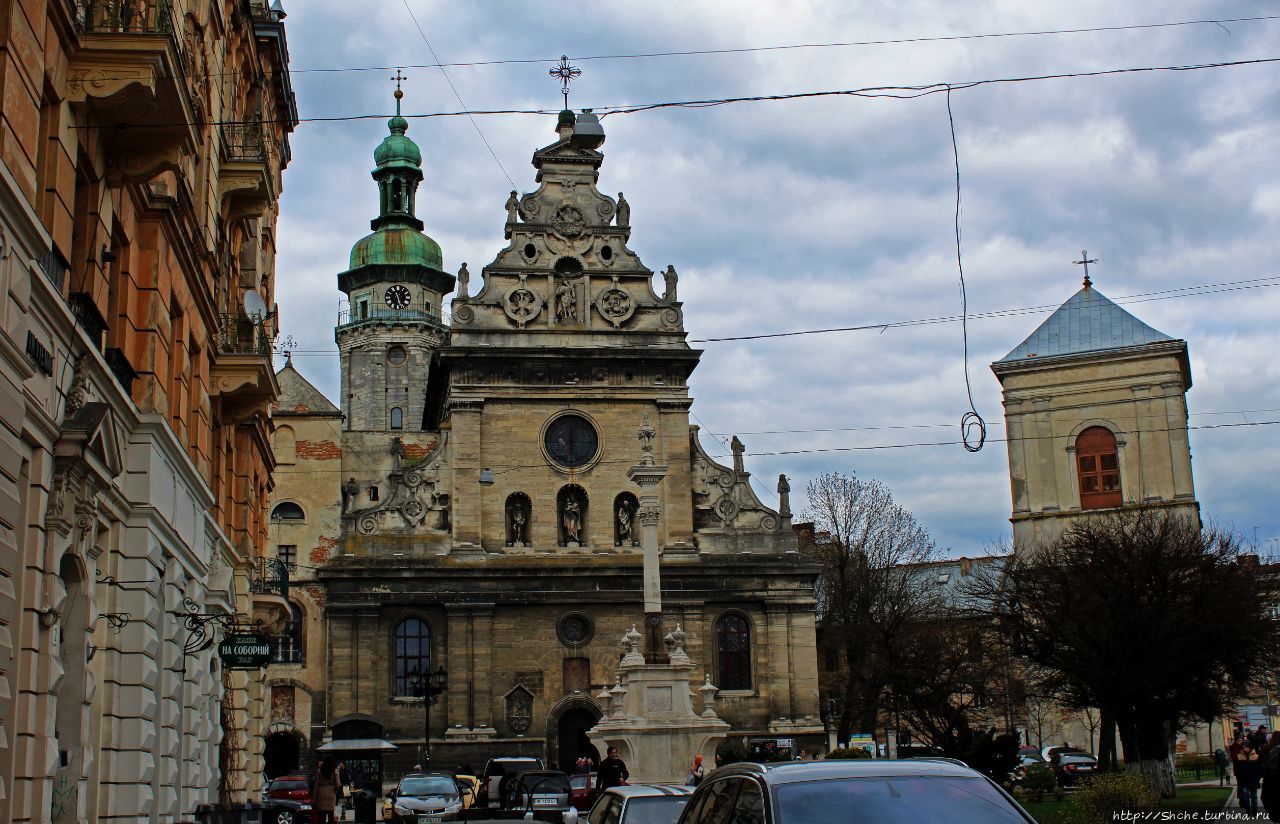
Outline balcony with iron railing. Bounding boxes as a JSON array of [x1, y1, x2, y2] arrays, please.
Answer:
[[72, 0, 174, 34], [336, 306, 448, 333], [216, 313, 274, 356], [221, 120, 268, 164]]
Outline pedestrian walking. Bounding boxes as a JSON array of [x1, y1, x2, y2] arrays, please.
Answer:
[[1236, 741, 1263, 816], [313, 755, 340, 824], [685, 755, 705, 787], [574, 756, 591, 775], [1215, 746, 1231, 786], [1253, 725, 1271, 751], [1261, 733, 1280, 821], [596, 747, 630, 791]]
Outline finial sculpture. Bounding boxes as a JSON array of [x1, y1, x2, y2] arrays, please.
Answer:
[[700, 674, 720, 718]]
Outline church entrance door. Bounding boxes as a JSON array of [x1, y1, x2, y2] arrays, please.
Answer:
[[556, 707, 602, 772], [264, 732, 301, 779]]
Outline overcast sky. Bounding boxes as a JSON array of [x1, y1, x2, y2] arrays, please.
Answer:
[[271, 1, 1280, 555]]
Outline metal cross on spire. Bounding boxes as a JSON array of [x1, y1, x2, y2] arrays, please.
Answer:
[[1074, 249, 1099, 289], [391, 67, 407, 114], [549, 55, 581, 109]]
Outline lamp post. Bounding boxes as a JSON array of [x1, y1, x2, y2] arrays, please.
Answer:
[[410, 666, 448, 767]]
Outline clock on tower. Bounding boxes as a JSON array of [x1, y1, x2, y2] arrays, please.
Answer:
[[385, 284, 411, 309]]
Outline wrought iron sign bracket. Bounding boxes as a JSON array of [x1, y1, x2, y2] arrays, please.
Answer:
[[177, 597, 259, 657]]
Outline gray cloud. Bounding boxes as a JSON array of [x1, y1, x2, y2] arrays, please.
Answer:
[[273, 1, 1280, 553]]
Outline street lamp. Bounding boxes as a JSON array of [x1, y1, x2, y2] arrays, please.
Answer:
[[409, 666, 448, 767]]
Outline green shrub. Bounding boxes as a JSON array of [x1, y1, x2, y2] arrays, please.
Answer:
[[825, 746, 873, 759], [1021, 764, 1057, 801], [1174, 753, 1215, 772], [1069, 771, 1158, 824]]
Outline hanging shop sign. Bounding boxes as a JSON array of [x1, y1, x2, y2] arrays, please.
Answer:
[[218, 633, 272, 669]]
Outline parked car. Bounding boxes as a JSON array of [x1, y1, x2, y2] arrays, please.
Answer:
[[478, 757, 545, 808], [675, 759, 1035, 823], [263, 798, 316, 824], [1055, 753, 1100, 787], [583, 784, 694, 823], [267, 773, 314, 804], [387, 772, 466, 823], [505, 770, 574, 817], [569, 773, 599, 811]]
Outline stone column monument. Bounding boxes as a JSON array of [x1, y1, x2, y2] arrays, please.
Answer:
[[587, 414, 730, 782]]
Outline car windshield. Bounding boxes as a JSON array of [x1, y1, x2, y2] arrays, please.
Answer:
[[622, 796, 689, 823], [491, 760, 540, 777], [520, 774, 570, 793], [570, 775, 594, 789], [399, 777, 458, 797], [775, 775, 1027, 823], [272, 780, 308, 792]]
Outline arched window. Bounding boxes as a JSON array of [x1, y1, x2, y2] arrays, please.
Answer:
[[270, 602, 305, 665], [1076, 426, 1122, 510], [271, 501, 305, 521], [394, 618, 431, 696], [390, 407, 403, 430], [716, 614, 752, 691]]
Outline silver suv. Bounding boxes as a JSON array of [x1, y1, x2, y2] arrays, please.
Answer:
[[676, 759, 1034, 823]]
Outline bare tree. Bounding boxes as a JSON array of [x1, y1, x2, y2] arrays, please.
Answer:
[[971, 510, 1280, 797], [1024, 694, 1057, 751], [1077, 706, 1101, 757], [802, 471, 938, 742]]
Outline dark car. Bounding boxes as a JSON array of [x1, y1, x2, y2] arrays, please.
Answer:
[[569, 773, 599, 812], [505, 770, 573, 818], [584, 784, 694, 823], [675, 759, 1035, 823], [388, 772, 466, 822], [479, 757, 545, 808], [1055, 753, 1099, 787], [264, 774, 316, 824]]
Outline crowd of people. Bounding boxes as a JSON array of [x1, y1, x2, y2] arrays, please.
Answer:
[[1227, 724, 1280, 818]]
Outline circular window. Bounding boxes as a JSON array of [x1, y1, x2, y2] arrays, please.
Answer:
[[387, 346, 407, 366], [600, 245, 613, 261], [543, 414, 600, 470], [557, 612, 594, 647]]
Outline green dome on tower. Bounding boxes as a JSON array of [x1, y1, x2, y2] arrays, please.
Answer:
[[349, 226, 442, 269], [373, 114, 422, 169]]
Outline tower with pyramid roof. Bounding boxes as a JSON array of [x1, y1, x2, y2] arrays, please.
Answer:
[[991, 274, 1199, 549]]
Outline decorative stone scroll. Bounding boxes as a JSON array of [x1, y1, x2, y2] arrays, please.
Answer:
[[595, 277, 635, 328]]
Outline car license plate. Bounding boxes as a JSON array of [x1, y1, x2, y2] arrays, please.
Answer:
[[533, 796, 558, 807], [417, 816, 441, 824]]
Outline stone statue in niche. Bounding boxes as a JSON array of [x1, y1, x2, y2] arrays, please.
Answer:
[[616, 502, 633, 546], [663, 265, 679, 302], [457, 262, 470, 299], [390, 436, 405, 472], [505, 190, 519, 223], [271, 685, 294, 723], [342, 477, 359, 513], [511, 509, 527, 545], [616, 192, 630, 227], [563, 497, 582, 546], [555, 277, 578, 323]]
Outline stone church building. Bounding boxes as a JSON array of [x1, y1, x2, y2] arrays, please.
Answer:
[[266, 100, 823, 777]]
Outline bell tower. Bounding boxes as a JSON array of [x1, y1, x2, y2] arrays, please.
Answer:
[[335, 84, 455, 434]]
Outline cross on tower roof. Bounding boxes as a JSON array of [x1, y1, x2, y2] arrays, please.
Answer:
[[549, 55, 581, 109], [1074, 249, 1098, 289], [391, 67, 407, 114]]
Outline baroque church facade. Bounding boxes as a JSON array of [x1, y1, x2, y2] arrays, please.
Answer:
[[267, 101, 823, 775]]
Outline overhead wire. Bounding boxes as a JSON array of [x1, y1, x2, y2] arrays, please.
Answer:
[[398, 0, 518, 190]]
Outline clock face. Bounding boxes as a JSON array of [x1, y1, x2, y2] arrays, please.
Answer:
[[385, 285, 412, 310], [544, 414, 599, 469]]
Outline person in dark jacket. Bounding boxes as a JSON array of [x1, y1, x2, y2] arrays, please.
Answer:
[[596, 747, 630, 791], [1237, 742, 1263, 816], [1261, 733, 1280, 821], [1253, 726, 1271, 751]]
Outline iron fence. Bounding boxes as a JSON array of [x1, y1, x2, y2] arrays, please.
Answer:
[[74, 0, 174, 34]]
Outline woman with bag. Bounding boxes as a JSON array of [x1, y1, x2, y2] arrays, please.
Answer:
[[313, 755, 339, 823], [685, 754, 705, 787]]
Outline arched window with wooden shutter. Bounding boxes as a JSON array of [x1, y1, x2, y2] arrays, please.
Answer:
[[1076, 426, 1122, 509]]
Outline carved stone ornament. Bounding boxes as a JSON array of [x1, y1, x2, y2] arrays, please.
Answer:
[[660, 307, 682, 329], [401, 498, 426, 523], [714, 497, 739, 523], [638, 505, 661, 527], [358, 513, 379, 535], [554, 277, 580, 324], [506, 685, 535, 735], [503, 276, 542, 328], [553, 204, 586, 239], [595, 278, 635, 328], [520, 195, 540, 221], [453, 305, 475, 324]]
